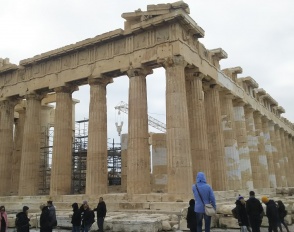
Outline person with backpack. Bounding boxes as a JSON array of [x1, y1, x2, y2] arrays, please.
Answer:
[[71, 203, 81, 232], [235, 196, 251, 232], [276, 200, 289, 232], [246, 191, 264, 232], [186, 199, 197, 232], [94, 197, 107, 232], [262, 196, 279, 232], [15, 206, 31, 232], [0, 206, 8, 232]]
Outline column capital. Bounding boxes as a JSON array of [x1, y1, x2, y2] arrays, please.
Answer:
[[54, 85, 78, 94], [233, 98, 246, 107], [88, 76, 113, 86], [185, 69, 206, 81], [159, 55, 187, 68], [253, 110, 263, 118], [126, 67, 153, 78], [25, 93, 44, 101], [203, 82, 222, 92], [219, 89, 235, 99]]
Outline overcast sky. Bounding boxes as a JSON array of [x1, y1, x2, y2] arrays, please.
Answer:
[[1, 0, 294, 143]]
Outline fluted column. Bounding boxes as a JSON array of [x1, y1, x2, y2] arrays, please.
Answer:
[[19, 94, 42, 196], [274, 126, 286, 187], [186, 70, 211, 183], [233, 100, 253, 189], [86, 78, 112, 195], [0, 100, 15, 195], [220, 91, 241, 190], [11, 108, 26, 195], [164, 56, 193, 194], [262, 117, 276, 187], [127, 67, 152, 194], [50, 86, 76, 195], [253, 111, 269, 188], [289, 136, 294, 186], [204, 84, 228, 191], [283, 132, 292, 186], [279, 129, 288, 187], [269, 121, 281, 186]]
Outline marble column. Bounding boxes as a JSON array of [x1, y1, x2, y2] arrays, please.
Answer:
[[120, 134, 128, 192], [50, 86, 76, 195], [233, 100, 253, 189], [288, 136, 294, 186], [11, 108, 26, 195], [19, 94, 42, 196], [164, 56, 193, 194], [127, 68, 152, 194], [220, 91, 241, 190], [186, 70, 211, 183], [262, 117, 276, 187], [204, 84, 228, 191], [253, 111, 269, 188], [274, 126, 286, 187], [86, 78, 112, 195], [283, 132, 292, 186], [279, 129, 288, 187], [0, 100, 15, 195], [269, 121, 281, 187]]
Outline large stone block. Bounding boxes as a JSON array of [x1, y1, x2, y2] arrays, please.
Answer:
[[218, 215, 239, 229]]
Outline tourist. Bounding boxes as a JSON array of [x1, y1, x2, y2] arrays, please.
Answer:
[[186, 199, 197, 232], [192, 172, 216, 232], [0, 206, 8, 232], [71, 203, 81, 232], [246, 191, 264, 232], [47, 200, 57, 229], [93, 197, 107, 232], [276, 200, 289, 232], [81, 202, 95, 232], [39, 204, 52, 232], [15, 206, 30, 232], [235, 196, 251, 232], [261, 196, 279, 232]]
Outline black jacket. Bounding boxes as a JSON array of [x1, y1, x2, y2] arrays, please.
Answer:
[[15, 212, 30, 232], [94, 201, 107, 218], [40, 207, 52, 232], [71, 209, 81, 226], [265, 200, 279, 226], [235, 200, 250, 226], [186, 206, 197, 229], [246, 196, 264, 218]]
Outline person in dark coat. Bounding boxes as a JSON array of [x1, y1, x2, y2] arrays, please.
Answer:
[[246, 191, 264, 232], [262, 196, 279, 232], [16, 206, 30, 232], [276, 200, 289, 232], [235, 196, 251, 232], [47, 201, 57, 229], [81, 202, 94, 232], [94, 197, 107, 232], [39, 204, 52, 232], [186, 199, 197, 232], [71, 203, 81, 232]]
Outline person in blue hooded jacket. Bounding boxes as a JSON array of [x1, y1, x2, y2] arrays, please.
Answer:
[[192, 172, 216, 232]]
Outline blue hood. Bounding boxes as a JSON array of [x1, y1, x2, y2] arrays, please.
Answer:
[[196, 172, 207, 183]]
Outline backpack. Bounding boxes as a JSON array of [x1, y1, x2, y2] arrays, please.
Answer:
[[232, 207, 238, 219]]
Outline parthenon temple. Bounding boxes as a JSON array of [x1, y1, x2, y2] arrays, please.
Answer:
[[1, 1, 294, 202]]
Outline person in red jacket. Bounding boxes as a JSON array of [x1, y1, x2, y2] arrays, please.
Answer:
[[0, 206, 8, 232]]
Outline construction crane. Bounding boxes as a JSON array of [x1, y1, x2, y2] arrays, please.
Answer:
[[114, 101, 166, 136]]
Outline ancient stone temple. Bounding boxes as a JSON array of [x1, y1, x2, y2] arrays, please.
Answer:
[[0, 0, 294, 208]]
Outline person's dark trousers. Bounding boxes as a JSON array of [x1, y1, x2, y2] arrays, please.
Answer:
[[97, 217, 104, 232], [268, 222, 278, 232], [196, 212, 211, 232], [249, 216, 261, 232]]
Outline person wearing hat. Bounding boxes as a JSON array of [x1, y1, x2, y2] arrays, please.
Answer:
[[39, 204, 52, 232], [235, 196, 251, 232], [71, 203, 81, 232], [15, 206, 30, 232], [261, 196, 279, 232], [246, 191, 264, 232]]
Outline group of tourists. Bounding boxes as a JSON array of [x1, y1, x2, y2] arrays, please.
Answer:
[[71, 197, 107, 232], [186, 172, 290, 232]]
